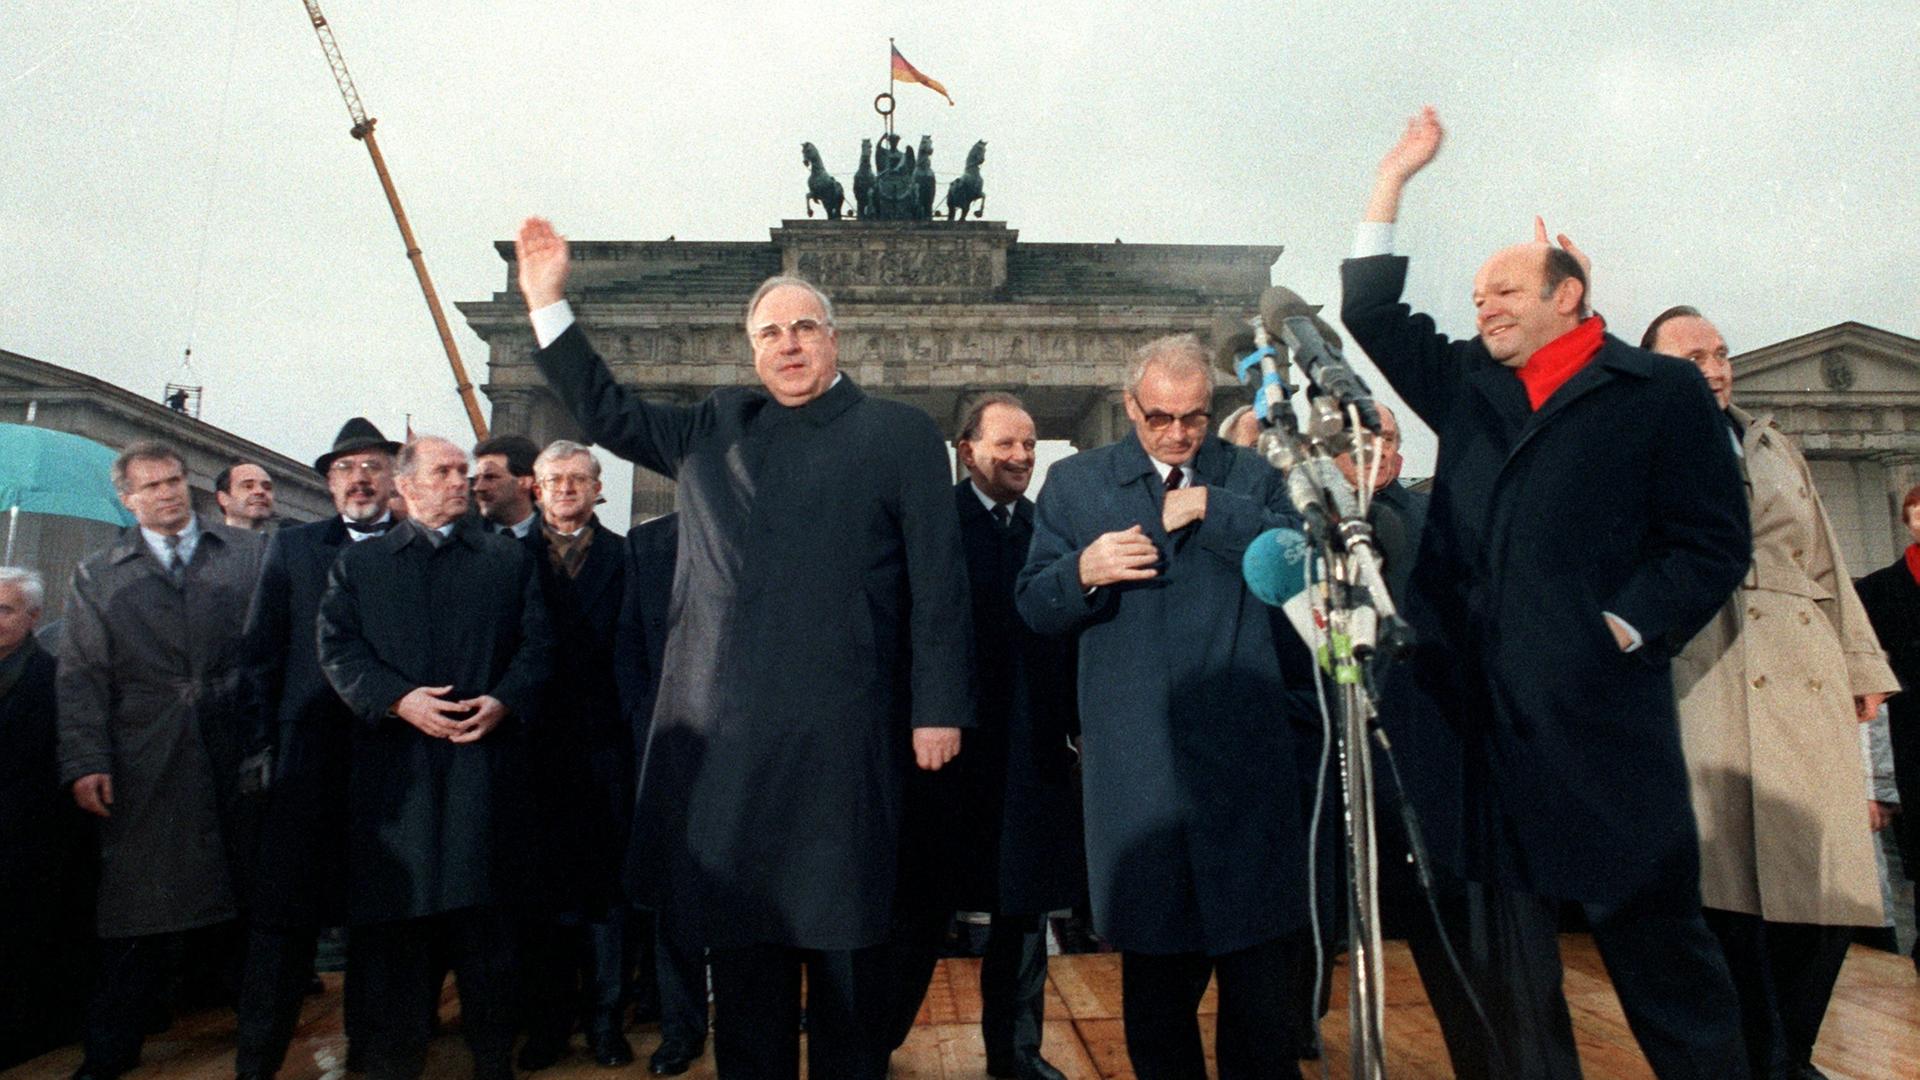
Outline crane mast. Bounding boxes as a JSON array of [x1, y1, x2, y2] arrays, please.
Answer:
[[301, 0, 490, 440]]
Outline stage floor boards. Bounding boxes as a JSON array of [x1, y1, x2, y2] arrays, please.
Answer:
[[6, 937, 1914, 1079]]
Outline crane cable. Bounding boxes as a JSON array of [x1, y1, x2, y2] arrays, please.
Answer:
[[180, 0, 248, 383]]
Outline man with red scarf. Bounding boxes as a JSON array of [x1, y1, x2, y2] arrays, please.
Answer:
[[1338, 107, 1752, 1079]]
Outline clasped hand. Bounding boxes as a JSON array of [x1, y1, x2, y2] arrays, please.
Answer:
[[394, 685, 508, 743]]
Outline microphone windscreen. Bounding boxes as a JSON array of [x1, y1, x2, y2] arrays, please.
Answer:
[[1242, 527, 1312, 607], [1261, 286, 1344, 351]]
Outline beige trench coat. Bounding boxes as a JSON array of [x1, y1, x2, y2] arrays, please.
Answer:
[[1673, 407, 1898, 925]]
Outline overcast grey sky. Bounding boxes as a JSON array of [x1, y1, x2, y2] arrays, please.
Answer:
[[5, 1, 1916, 521]]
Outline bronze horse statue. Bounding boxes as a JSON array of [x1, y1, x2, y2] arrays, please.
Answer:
[[914, 135, 936, 219], [802, 141, 844, 220], [944, 139, 986, 221], [853, 138, 875, 219]]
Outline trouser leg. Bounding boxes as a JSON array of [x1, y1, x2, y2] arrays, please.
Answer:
[[1119, 949, 1212, 1080], [881, 906, 950, 1051], [1400, 879, 1495, 1079], [234, 922, 320, 1076], [1702, 907, 1788, 1078], [980, 913, 1048, 1066], [709, 944, 801, 1079], [352, 919, 439, 1080], [1478, 886, 1581, 1080], [83, 933, 173, 1073], [516, 917, 577, 1047], [1586, 888, 1743, 1080], [1211, 936, 1304, 1080], [1764, 920, 1853, 1069], [655, 919, 709, 1045], [587, 907, 628, 1013], [802, 945, 891, 1080], [340, 928, 369, 1057], [448, 907, 519, 1078]]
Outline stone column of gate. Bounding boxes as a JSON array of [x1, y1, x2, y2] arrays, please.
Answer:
[[483, 385, 585, 448], [1071, 390, 1128, 451], [1880, 452, 1920, 551]]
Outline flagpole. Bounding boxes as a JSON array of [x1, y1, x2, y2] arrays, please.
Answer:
[[887, 37, 896, 137]]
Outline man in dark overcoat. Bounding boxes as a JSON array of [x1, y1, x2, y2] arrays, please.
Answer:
[[613, 511, 711, 1077], [316, 435, 551, 1080], [1016, 335, 1308, 1080], [1854, 486, 1920, 976], [1339, 108, 1751, 1078], [56, 440, 266, 1080], [0, 569, 93, 1070], [514, 216, 972, 1080], [513, 439, 633, 1071], [885, 394, 1084, 1080], [231, 417, 399, 1080]]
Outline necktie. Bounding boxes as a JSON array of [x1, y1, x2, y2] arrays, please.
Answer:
[[164, 533, 186, 587], [991, 504, 1012, 530], [498, 524, 515, 538], [346, 519, 392, 538], [1165, 466, 1184, 492]]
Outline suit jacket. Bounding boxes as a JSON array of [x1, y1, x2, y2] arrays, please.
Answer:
[[316, 518, 551, 924], [239, 515, 360, 927], [1340, 253, 1751, 904], [1017, 434, 1307, 955], [535, 326, 973, 951], [900, 484, 1085, 917], [523, 516, 628, 915], [56, 518, 264, 936]]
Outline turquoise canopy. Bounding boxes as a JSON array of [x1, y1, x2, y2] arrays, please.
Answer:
[[0, 423, 135, 527]]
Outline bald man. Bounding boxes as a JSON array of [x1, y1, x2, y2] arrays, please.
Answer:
[[1338, 109, 1751, 1079]]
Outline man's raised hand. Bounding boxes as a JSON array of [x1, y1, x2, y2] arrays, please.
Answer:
[[1366, 106, 1444, 223], [1534, 216, 1593, 297], [1078, 524, 1160, 589], [515, 217, 571, 312]]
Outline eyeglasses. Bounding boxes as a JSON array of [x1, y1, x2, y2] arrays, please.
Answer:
[[329, 459, 390, 477], [749, 317, 829, 347], [1138, 408, 1213, 432], [537, 473, 596, 490]]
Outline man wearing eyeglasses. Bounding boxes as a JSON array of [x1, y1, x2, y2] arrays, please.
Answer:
[[514, 217, 972, 1079], [1017, 334, 1311, 1080], [232, 417, 400, 1080]]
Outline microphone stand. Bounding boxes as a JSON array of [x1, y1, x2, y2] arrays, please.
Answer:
[[1239, 332, 1405, 1079]]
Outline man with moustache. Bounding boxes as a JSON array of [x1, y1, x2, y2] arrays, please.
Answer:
[[57, 441, 266, 1080], [1017, 336, 1308, 1079], [316, 436, 551, 1080], [1340, 108, 1750, 1077], [231, 418, 400, 1080], [515, 440, 635, 1071], [515, 216, 971, 1079], [886, 393, 1084, 1080], [215, 462, 277, 532], [473, 435, 541, 539]]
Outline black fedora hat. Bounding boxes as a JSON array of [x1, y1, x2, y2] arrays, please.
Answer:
[[314, 417, 402, 477]]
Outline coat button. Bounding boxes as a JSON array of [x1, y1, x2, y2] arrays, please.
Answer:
[[1752, 675, 1767, 689], [1808, 678, 1823, 691], [1791, 548, 1804, 560], [1748, 607, 1762, 619], [1798, 611, 1812, 625]]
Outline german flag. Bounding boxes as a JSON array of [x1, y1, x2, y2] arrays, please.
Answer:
[[891, 44, 953, 105]]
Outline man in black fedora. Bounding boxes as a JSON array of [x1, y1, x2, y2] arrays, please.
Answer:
[[232, 418, 401, 1080]]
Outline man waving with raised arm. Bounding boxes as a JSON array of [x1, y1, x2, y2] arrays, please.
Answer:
[[1339, 109, 1751, 1079]]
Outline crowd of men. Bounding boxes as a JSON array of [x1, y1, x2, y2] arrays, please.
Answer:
[[0, 106, 1912, 1080]]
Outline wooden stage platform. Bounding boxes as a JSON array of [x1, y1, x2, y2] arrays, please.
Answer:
[[6, 937, 1913, 1079]]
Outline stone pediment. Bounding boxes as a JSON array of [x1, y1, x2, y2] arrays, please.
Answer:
[[1731, 322, 1920, 400]]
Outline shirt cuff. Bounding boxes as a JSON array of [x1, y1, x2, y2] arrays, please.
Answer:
[[1352, 222, 1395, 259], [1603, 611, 1643, 653], [531, 300, 576, 350]]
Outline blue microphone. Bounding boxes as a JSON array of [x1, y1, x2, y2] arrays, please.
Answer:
[[1242, 527, 1319, 649]]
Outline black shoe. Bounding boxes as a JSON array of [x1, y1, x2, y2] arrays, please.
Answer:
[[72, 1066, 125, 1080], [516, 1033, 567, 1072], [587, 1011, 634, 1069], [986, 1053, 1067, 1080], [647, 1039, 702, 1076]]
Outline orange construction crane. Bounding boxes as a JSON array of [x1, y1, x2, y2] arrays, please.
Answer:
[[300, 0, 489, 440]]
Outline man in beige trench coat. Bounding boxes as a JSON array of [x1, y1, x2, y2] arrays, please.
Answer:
[[1652, 307, 1899, 1080]]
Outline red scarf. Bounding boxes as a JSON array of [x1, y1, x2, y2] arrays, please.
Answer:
[[1904, 543, 1920, 587], [1515, 315, 1606, 411]]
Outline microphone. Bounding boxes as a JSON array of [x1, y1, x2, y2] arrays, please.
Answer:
[[1211, 314, 1291, 425], [1260, 287, 1381, 432], [1242, 526, 1321, 650]]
